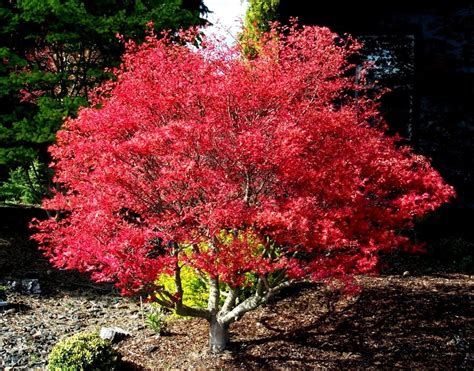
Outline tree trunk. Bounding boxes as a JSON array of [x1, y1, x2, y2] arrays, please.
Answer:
[[209, 317, 229, 353]]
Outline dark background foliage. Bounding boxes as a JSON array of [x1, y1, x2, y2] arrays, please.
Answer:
[[0, 0, 207, 204]]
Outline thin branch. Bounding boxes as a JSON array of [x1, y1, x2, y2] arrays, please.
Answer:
[[208, 277, 220, 314], [220, 280, 295, 325], [155, 287, 177, 308], [220, 286, 239, 315], [172, 245, 211, 319], [154, 296, 174, 309], [260, 274, 271, 292], [175, 302, 211, 319], [254, 278, 262, 297], [243, 170, 251, 204]]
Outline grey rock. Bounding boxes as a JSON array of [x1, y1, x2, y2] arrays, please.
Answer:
[[99, 326, 131, 343], [1, 279, 41, 295], [21, 279, 41, 295]]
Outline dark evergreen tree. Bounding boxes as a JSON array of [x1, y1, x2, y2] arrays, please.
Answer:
[[0, 0, 206, 204]]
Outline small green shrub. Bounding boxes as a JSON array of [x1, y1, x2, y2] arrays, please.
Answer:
[[48, 332, 119, 371], [146, 303, 169, 335], [0, 159, 51, 205]]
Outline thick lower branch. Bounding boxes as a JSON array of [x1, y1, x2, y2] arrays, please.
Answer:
[[221, 286, 239, 314], [208, 277, 220, 313], [175, 302, 211, 319], [219, 280, 295, 325]]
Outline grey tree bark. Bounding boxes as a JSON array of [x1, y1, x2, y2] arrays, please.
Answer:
[[165, 245, 295, 353], [209, 316, 229, 353]]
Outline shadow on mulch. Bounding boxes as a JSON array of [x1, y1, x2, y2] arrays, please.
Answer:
[[225, 278, 473, 369], [119, 275, 472, 369], [116, 360, 146, 371], [1, 302, 31, 313]]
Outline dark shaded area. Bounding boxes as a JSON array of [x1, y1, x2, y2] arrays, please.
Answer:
[[410, 207, 474, 274], [0, 206, 115, 296], [0, 302, 31, 313], [0, 205, 48, 231], [278, 1, 474, 210], [225, 277, 473, 369], [116, 359, 145, 371], [119, 275, 473, 369]]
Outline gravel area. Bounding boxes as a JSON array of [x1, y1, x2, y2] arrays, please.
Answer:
[[1, 291, 141, 369], [0, 228, 144, 369]]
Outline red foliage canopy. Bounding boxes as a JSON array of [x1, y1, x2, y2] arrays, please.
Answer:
[[32, 26, 454, 296]]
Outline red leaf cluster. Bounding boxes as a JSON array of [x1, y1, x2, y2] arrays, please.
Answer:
[[32, 25, 454, 295]]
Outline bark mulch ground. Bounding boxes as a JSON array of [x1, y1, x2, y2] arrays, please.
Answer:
[[1, 226, 473, 369]]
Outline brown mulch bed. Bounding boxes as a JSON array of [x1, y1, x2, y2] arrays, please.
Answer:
[[1, 226, 473, 369], [119, 275, 473, 369]]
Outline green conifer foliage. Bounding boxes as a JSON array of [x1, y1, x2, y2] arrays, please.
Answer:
[[0, 0, 206, 204], [241, 0, 279, 56]]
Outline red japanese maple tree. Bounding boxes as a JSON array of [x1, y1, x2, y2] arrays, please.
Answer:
[[32, 25, 454, 352]]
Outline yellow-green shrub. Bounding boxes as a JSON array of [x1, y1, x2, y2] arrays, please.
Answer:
[[155, 266, 209, 310], [48, 332, 119, 371]]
